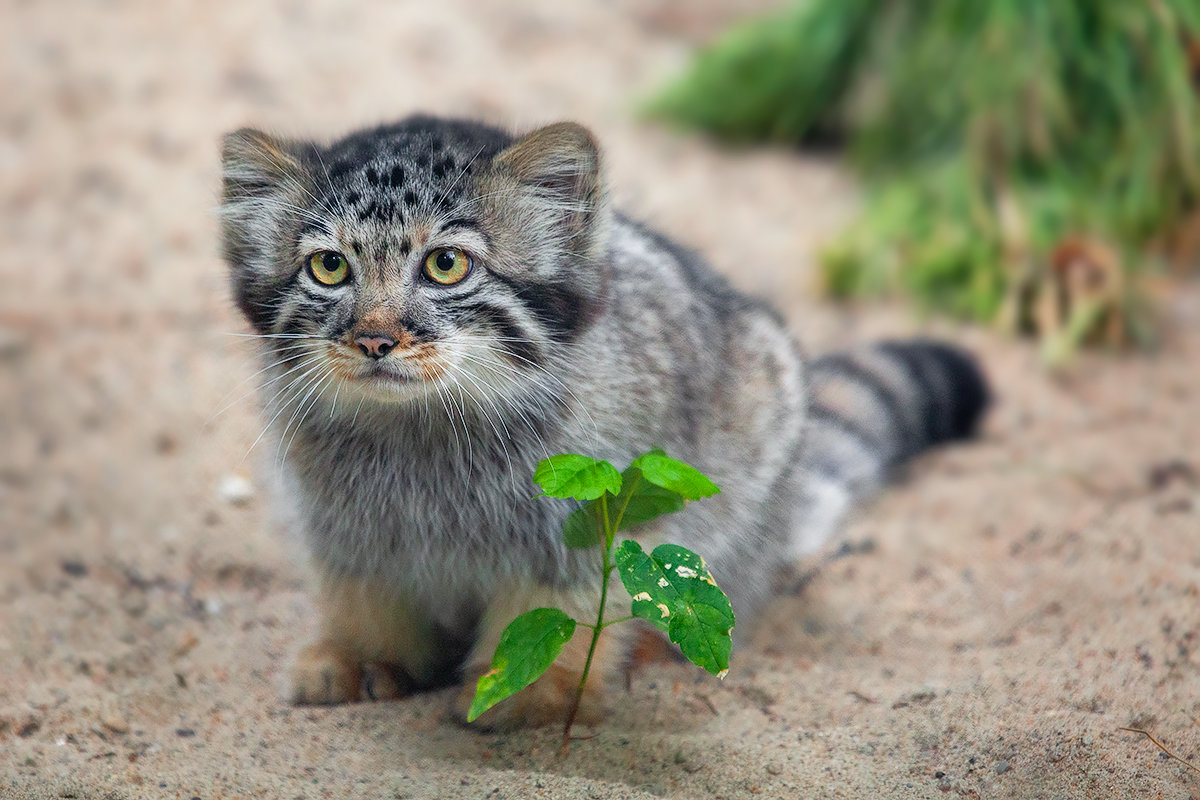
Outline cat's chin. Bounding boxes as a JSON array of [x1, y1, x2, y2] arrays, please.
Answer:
[[343, 371, 432, 405]]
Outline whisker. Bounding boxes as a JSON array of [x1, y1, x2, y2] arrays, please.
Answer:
[[280, 366, 338, 465], [208, 351, 322, 424], [240, 357, 331, 464], [451, 340, 599, 443], [442, 360, 519, 492], [276, 363, 334, 462]]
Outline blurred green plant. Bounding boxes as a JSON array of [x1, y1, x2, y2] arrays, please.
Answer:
[[649, 0, 1200, 360]]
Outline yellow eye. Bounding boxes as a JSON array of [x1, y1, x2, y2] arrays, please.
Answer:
[[423, 248, 471, 285], [308, 251, 350, 286]]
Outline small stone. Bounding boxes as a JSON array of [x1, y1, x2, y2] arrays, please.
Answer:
[[217, 475, 254, 506], [175, 728, 195, 738], [995, 760, 1010, 774], [765, 762, 783, 775], [174, 633, 199, 658], [102, 716, 129, 734], [61, 560, 87, 578]]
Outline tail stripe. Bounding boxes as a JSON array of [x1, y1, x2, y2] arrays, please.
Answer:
[[874, 342, 948, 443], [806, 400, 884, 452], [808, 355, 917, 455]]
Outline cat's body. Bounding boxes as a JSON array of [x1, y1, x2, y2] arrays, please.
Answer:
[[220, 116, 988, 726]]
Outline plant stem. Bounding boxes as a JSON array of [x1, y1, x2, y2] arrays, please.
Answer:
[[561, 497, 614, 752]]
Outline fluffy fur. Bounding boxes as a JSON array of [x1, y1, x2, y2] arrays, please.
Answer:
[[219, 116, 989, 727]]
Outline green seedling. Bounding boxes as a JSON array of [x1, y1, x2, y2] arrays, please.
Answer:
[[467, 449, 734, 749]]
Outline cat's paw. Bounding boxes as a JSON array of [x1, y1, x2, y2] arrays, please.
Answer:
[[289, 641, 362, 705], [362, 663, 412, 701], [454, 663, 607, 731]]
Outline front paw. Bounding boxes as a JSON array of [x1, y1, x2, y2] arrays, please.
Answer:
[[289, 641, 362, 705], [455, 664, 607, 731]]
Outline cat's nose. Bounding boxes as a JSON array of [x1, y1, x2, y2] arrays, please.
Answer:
[[354, 333, 397, 359]]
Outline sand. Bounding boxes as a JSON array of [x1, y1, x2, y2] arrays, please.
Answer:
[[2, 1, 1199, 797]]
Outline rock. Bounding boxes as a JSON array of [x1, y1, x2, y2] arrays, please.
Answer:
[[102, 715, 129, 734], [217, 474, 254, 506]]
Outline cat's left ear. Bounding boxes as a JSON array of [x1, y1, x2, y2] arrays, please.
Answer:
[[492, 122, 607, 242]]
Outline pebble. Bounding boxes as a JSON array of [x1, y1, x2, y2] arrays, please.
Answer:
[[102, 716, 129, 734], [217, 475, 254, 506], [995, 760, 1010, 774]]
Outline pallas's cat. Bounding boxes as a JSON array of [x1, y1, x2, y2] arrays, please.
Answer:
[[219, 117, 988, 727]]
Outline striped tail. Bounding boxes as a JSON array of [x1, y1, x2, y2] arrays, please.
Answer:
[[789, 339, 990, 555]]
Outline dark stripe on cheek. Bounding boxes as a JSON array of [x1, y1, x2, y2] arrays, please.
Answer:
[[460, 302, 540, 366], [488, 273, 588, 340], [231, 254, 302, 334], [297, 286, 340, 318]]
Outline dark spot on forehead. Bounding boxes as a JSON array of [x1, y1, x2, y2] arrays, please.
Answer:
[[351, 240, 363, 256], [357, 199, 404, 225], [399, 237, 412, 257], [330, 159, 355, 180], [312, 116, 516, 225], [432, 156, 455, 179]]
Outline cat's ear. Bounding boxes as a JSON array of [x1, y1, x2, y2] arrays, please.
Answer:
[[219, 129, 315, 332], [492, 122, 606, 239], [220, 128, 313, 201]]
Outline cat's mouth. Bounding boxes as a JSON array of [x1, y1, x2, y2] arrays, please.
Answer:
[[359, 363, 419, 385], [314, 342, 450, 402], [352, 362, 424, 386], [341, 350, 448, 393]]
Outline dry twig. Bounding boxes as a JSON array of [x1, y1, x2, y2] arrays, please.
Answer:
[[1119, 726, 1200, 775]]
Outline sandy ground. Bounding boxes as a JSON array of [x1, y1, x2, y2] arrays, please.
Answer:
[[3, 1, 1200, 798]]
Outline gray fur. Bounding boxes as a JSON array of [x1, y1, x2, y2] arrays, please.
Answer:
[[220, 116, 988, 679]]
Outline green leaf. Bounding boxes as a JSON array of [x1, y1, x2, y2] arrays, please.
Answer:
[[614, 541, 734, 678], [562, 504, 603, 549], [613, 539, 682, 633], [613, 467, 687, 531], [533, 454, 622, 501], [466, 608, 576, 722], [630, 450, 720, 501]]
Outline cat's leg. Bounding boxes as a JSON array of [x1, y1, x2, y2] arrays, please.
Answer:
[[289, 568, 444, 705], [456, 582, 633, 730]]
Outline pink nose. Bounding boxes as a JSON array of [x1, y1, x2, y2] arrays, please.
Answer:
[[354, 334, 396, 359]]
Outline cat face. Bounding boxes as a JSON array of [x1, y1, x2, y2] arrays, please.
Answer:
[[220, 118, 609, 407]]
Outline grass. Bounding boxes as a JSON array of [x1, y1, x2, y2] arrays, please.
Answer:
[[649, 0, 1200, 359]]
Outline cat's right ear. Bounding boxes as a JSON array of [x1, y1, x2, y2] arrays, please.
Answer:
[[220, 128, 312, 201], [219, 129, 314, 332]]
